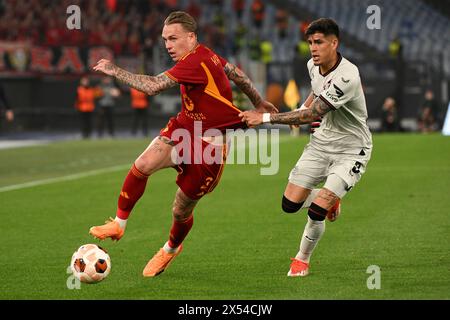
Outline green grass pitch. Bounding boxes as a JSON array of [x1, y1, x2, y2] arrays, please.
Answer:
[[0, 133, 449, 299]]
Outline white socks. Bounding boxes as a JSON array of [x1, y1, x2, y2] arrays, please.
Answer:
[[295, 216, 325, 263], [114, 217, 127, 230], [163, 241, 178, 254]]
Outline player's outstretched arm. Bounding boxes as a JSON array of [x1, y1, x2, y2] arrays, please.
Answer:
[[240, 96, 332, 127], [93, 59, 177, 96], [224, 62, 277, 113]]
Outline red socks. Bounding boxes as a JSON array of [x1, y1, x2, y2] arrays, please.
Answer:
[[116, 164, 149, 220], [117, 163, 193, 249], [168, 215, 194, 249]]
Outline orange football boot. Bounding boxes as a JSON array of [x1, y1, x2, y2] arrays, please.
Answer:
[[89, 218, 124, 241], [142, 244, 183, 277], [287, 258, 310, 277], [327, 199, 341, 222]]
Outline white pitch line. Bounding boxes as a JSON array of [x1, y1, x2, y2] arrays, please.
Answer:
[[0, 140, 50, 150], [0, 164, 131, 193], [0, 133, 294, 193]]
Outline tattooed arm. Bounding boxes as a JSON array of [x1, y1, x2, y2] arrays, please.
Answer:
[[240, 96, 333, 127], [93, 59, 177, 96], [271, 97, 332, 125], [224, 62, 278, 113], [224, 62, 262, 106]]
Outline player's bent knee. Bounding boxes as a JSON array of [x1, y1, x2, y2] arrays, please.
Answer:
[[282, 196, 304, 213], [134, 159, 154, 175], [308, 202, 327, 221]]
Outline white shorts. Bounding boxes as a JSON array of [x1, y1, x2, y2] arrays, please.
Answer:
[[288, 144, 371, 198]]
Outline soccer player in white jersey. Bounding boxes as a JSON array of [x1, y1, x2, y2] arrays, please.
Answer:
[[240, 18, 373, 277]]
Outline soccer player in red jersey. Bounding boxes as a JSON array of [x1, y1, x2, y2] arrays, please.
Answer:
[[90, 11, 277, 277]]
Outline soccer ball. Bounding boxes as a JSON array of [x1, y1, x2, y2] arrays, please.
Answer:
[[70, 244, 111, 284]]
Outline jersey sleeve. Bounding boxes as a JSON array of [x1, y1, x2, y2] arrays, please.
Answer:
[[319, 70, 359, 110], [218, 54, 228, 67], [165, 57, 207, 85]]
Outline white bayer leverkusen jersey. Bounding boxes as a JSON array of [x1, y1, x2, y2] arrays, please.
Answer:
[[307, 54, 372, 154]]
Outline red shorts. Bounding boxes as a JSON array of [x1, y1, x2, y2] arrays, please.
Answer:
[[160, 117, 228, 200]]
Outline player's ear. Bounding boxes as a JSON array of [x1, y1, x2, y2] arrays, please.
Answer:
[[331, 37, 339, 50]]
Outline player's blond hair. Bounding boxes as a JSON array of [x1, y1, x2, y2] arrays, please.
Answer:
[[164, 11, 197, 34]]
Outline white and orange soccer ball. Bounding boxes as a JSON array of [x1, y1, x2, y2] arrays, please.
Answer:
[[70, 244, 111, 283]]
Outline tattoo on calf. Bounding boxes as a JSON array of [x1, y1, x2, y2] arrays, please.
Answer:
[[317, 189, 339, 207]]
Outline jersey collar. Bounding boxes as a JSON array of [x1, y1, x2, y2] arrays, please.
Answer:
[[179, 43, 201, 61], [319, 52, 342, 77]]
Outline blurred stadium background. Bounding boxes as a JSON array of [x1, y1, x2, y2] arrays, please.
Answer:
[[0, 0, 449, 138]]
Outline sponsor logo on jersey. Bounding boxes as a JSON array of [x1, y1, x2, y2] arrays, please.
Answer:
[[325, 84, 344, 103], [326, 91, 338, 102], [333, 84, 344, 98]]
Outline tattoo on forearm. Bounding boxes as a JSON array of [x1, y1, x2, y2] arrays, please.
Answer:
[[224, 63, 262, 106], [114, 67, 177, 96], [270, 97, 332, 125]]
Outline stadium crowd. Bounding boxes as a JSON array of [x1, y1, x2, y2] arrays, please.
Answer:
[[0, 0, 178, 56], [0, 0, 446, 134], [0, 0, 301, 61]]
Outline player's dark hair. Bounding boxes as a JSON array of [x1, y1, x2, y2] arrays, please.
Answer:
[[164, 11, 197, 34], [305, 18, 339, 39]]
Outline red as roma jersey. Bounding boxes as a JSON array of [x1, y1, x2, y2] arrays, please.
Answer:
[[165, 44, 246, 134]]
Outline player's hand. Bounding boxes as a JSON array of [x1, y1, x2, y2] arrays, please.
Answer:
[[255, 100, 278, 114], [239, 110, 263, 127], [93, 59, 118, 76]]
